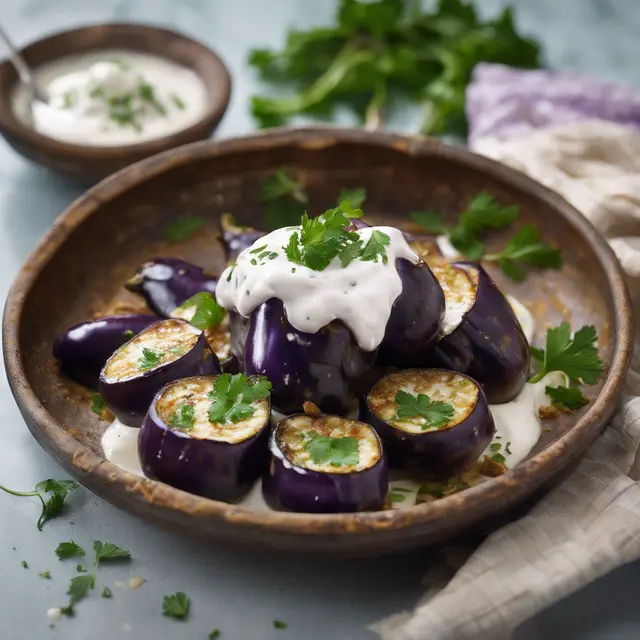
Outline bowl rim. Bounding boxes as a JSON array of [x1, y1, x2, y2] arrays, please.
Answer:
[[0, 22, 232, 156], [3, 126, 633, 538]]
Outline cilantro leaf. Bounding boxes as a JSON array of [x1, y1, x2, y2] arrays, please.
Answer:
[[395, 391, 454, 430], [529, 323, 603, 385], [410, 211, 448, 235], [138, 347, 163, 371], [261, 168, 309, 229], [339, 187, 367, 208], [169, 404, 195, 431], [164, 216, 205, 242], [360, 230, 390, 264], [93, 541, 131, 565], [545, 385, 589, 411], [56, 541, 85, 560], [90, 394, 106, 417], [207, 374, 271, 424], [303, 432, 359, 467], [163, 592, 190, 620], [176, 292, 225, 330]]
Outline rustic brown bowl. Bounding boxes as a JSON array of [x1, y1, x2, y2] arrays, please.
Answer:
[[3, 127, 632, 555], [0, 23, 231, 183]]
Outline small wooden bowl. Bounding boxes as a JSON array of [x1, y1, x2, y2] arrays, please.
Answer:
[[3, 127, 633, 555], [0, 23, 231, 183]]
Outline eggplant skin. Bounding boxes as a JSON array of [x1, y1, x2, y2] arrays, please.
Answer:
[[363, 369, 495, 479], [378, 259, 445, 368], [262, 419, 388, 514], [125, 257, 218, 317], [138, 378, 270, 503], [220, 214, 266, 263], [53, 314, 158, 389], [99, 323, 220, 427], [425, 262, 529, 404], [241, 299, 377, 414]]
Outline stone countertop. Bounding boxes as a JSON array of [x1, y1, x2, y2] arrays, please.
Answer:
[[1, 1, 638, 639]]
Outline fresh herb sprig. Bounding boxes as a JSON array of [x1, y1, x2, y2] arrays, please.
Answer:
[[175, 292, 226, 330], [302, 432, 360, 467], [169, 405, 196, 431], [545, 385, 589, 411], [163, 592, 190, 620], [395, 391, 454, 431], [0, 479, 79, 531], [207, 374, 272, 424], [138, 347, 163, 371], [249, 0, 540, 134]]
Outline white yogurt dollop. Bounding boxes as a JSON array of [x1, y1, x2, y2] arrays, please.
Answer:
[[13, 50, 208, 146]]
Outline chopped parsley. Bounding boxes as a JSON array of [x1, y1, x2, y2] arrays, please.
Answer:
[[91, 394, 106, 417], [55, 540, 85, 560], [21, 560, 28, 568], [545, 385, 589, 411], [302, 432, 359, 467], [123, 329, 135, 337], [172, 94, 186, 110], [93, 541, 131, 563], [209, 630, 221, 639], [360, 229, 390, 264], [529, 323, 603, 385], [177, 292, 225, 330], [164, 216, 205, 242], [488, 442, 506, 464], [207, 374, 272, 424], [0, 479, 80, 531], [138, 347, 163, 371], [102, 586, 113, 598], [76, 564, 87, 573], [163, 592, 190, 620], [388, 493, 406, 504], [61, 574, 95, 615], [273, 620, 288, 629], [394, 391, 454, 430], [169, 404, 196, 431], [39, 571, 51, 579]]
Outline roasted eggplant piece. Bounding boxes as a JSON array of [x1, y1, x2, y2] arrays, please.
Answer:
[[377, 259, 445, 368], [427, 262, 529, 404], [241, 299, 377, 414], [263, 403, 387, 513], [220, 214, 266, 263], [364, 369, 495, 479], [125, 257, 218, 317], [139, 374, 271, 502], [53, 314, 158, 388], [99, 319, 220, 426]]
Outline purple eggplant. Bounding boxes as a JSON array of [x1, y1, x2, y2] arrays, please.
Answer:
[[99, 318, 220, 426], [220, 214, 266, 263], [53, 314, 158, 388], [263, 403, 387, 513], [427, 262, 529, 404], [125, 257, 218, 317], [377, 259, 445, 368], [139, 374, 271, 502], [240, 299, 377, 414], [363, 369, 495, 479]]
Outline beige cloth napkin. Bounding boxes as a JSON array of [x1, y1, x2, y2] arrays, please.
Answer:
[[373, 119, 640, 640]]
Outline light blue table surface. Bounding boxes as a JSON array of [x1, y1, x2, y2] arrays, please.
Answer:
[[1, 1, 639, 639]]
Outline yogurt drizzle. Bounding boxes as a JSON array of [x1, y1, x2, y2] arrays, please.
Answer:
[[216, 226, 419, 351]]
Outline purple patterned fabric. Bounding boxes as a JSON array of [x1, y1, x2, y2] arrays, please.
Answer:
[[466, 63, 640, 145]]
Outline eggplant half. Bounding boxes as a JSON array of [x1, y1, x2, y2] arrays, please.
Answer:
[[240, 298, 377, 414], [220, 214, 266, 263], [427, 262, 529, 404], [139, 374, 270, 502], [125, 257, 218, 317], [263, 404, 387, 513], [377, 259, 445, 368], [53, 314, 158, 388], [99, 319, 220, 426], [364, 369, 495, 479]]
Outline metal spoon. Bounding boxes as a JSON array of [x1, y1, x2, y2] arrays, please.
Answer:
[[0, 23, 48, 110]]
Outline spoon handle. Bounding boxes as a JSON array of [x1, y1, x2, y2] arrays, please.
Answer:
[[0, 24, 40, 96]]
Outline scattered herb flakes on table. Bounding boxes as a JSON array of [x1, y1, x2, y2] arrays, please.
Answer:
[[249, 0, 541, 134]]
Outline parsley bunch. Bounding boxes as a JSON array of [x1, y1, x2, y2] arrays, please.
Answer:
[[395, 391, 454, 430], [249, 0, 540, 135], [208, 374, 272, 424]]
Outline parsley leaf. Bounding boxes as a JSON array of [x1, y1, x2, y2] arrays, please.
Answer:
[[102, 586, 113, 598], [303, 432, 359, 467], [90, 394, 106, 417], [62, 574, 96, 615], [39, 571, 51, 579], [389, 493, 406, 503], [169, 404, 196, 431], [545, 386, 589, 411], [56, 540, 85, 560], [138, 347, 163, 371], [360, 230, 390, 264], [529, 323, 603, 385], [176, 292, 225, 330], [458, 191, 519, 232], [410, 211, 447, 235], [395, 391, 454, 430], [209, 630, 221, 639], [163, 592, 190, 620], [339, 187, 367, 208], [207, 374, 271, 424], [76, 564, 87, 573], [261, 168, 309, 229], [164, 216, 205, 242], [93, 541, 131, 565], [21, 560, 28, 568], [273, 620, 288, 629]]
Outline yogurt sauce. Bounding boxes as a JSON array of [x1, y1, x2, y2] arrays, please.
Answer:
[[216, 226, 419, 351], [12, 50, 208, 146]]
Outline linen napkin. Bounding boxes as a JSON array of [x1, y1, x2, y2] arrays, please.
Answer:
[[373, 66, 640, 640]]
